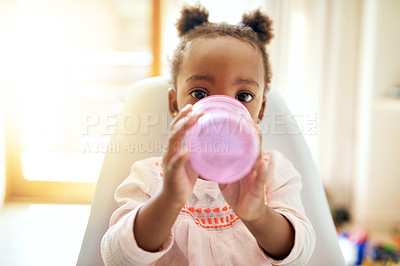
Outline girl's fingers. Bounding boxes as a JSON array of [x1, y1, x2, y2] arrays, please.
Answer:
[[254, 123, 263, 158], [254, 158, 267, 185], [168, 149, 190, 173], [170, 104, 193, 129], [218, 183, 227, 191], [243, 157, 266, 187], [254, 123, 262, 142], [165, 112, 203, 162], [247, 118, 263, 158]]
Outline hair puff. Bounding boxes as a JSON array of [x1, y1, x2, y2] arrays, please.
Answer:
[[241, 9, 274, 44], [176, 5, 209, 37]]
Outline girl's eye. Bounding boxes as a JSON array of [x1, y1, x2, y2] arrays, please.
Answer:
[[190, 89, 208, 100], [236, 92, 254, 103]]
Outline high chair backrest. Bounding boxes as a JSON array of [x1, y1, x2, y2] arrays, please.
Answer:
[[77, 76, 345, 266]]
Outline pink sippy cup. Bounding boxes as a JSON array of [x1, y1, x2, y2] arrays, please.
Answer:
[[185, 95, 260, 183]]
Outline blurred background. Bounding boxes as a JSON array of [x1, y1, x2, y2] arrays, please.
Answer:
[[0, 0, 399, 265]]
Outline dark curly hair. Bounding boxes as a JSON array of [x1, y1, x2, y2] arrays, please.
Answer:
[[170, 5, 274, 94]]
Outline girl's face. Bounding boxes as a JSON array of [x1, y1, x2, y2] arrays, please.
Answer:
[[169, 36, 266, 122]]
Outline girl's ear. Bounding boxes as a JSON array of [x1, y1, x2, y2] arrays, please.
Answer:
[[257, 96, 267, 123], [168, 88, 179, 117]]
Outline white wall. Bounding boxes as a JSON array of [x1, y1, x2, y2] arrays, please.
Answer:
[[354, 0, 400, 230], [266, 0, 363, 209], [0, 82, 5, 210]]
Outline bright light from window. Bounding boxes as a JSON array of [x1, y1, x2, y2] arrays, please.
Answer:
[[2, 0, 152, 183]]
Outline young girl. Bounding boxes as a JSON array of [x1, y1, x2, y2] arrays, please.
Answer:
[[101, 5, 315, 265]]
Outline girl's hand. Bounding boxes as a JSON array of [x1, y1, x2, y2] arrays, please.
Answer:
[[218, 123, 267, 222], [162, 104, 203, 207], [219, 158, 266, 222]]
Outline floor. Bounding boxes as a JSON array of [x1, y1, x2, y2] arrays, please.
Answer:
[[1, 202, 398, 266], [0, 202, 90, 266]]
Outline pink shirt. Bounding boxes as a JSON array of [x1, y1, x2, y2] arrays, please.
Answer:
[[101, 150, 315, 265]]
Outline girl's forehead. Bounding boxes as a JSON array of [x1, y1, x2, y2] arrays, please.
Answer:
[[188, 35, 257, 51], [177, 35, 265, 88], [182, 36, 262, 66], [182, 36, 263, 69]]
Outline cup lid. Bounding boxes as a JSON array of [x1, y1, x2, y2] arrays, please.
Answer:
[[186, 95, 259, 183]]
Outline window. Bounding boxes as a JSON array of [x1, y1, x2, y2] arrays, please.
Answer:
[[2, 0, 157, 202]]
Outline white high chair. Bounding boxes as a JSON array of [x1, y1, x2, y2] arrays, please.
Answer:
[[77, 76, 345, 266]]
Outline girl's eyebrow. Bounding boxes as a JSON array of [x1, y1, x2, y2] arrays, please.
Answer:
[[186, 75, 214, 83], [234, 78, 260, 89], [185, 75, 259, 89]]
